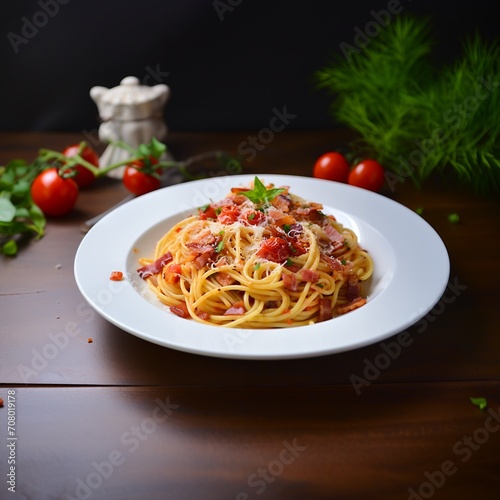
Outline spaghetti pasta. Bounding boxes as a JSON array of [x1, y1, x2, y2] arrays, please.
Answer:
[[137, 177, 373, 328]]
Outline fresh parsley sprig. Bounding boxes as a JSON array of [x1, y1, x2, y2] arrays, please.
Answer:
[[241, 177, 284, 206], [0, 159, 46, 256]]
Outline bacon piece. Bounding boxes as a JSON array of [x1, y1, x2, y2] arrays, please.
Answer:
[[294, 207, 325, 223], [224, 301, 246, 316], [300, 269, 320, 283], [336, 297, 367, 315], [170, 302, 190, 318], [137, 252, 173, 279], [194, 229, 216, 246], [267, 208, 285, 221], [347, 279, 361, 302], [187, 243, 214, 254], [196, 310, 210, 321], [318, 298, 333, 322], [193, 252, 213, 270], [272, 193, 292, 212], [282, 273, 298, 291], [109, 271, 123, 281], [215, 272, 236, 286], [323, 224, 344, 250], [232, 194, 248, 205], [321, 255, 343, 272]]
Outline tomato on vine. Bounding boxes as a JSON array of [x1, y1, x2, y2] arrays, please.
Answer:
[[122, 157, 161, 196], [348, 159, 385, 192], [313, 152, 350, 183], [30, 168, 79, 216], [62, 144, 99, 188]]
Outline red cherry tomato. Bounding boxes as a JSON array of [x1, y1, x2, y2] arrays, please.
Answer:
[[313, 152, 350, 183], [62, 144, 99, 188], [123, 159, 160, 196], [217, 205, 241, 225], [257, 237, 290, 263], [348, 159, 385, 192], [241, 209, 265, 226], [31, 168, 79, 216]]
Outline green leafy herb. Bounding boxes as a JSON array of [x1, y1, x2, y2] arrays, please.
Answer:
[[316, 16, 500, 193], [470, 397, 488, 410], [415, 207, 425, 215], [285, 258, 293, 266], [241, 177, 285, 206], [215, 240, 224, 253], [248, 213, 256, 221], [341, 259, 347, 265], [448, 212, 460, 224], [254, 262, 261, 271], [283, 223, 291, 233], [0, 159, 46, 256]]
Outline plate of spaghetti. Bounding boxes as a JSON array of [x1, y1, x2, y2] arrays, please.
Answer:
[[74, 174, 449, 359]]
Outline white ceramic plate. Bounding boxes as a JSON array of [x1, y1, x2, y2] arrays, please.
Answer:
[[74, 174, 449, 359]]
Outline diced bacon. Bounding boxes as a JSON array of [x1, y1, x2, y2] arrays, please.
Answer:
[[321, 255, 343, 272], [231, 187, 250, 194], [215, 272, 236, 286], [109, 271, 123, 281], [324, 224, 344, 249], [272, 193, 291, 212], [232, 194, 248, 205], [267, 208, 285, 221], [287, 224, 303, 238], [282, 273, 298, 291], [224, 301, 246, 315], [187, 243, 214, 254], [347, 279, 361, 302], [318, 298, 333, 322], [275, 214, 296, 227], [300, 269, 320, 283], [193, 252, 212, 270], [294, 207, 324, 223], [215, 257, 229, 267], [336, 297, 367, 315], [137, 252, 173, 279], [196, 310, 210, 321], [170, 302, 190, 318], [194, 229, 216, 246]]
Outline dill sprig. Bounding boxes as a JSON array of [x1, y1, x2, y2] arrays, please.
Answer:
[[316, 16, 500, 194]]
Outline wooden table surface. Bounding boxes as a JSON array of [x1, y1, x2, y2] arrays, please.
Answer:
[[1, 131, 499, 499]]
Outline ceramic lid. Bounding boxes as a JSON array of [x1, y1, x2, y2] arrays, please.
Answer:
[[100, 76, 164, 105]]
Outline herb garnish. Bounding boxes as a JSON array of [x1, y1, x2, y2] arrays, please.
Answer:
[[0, 159, 46, 256], [241, 177, 284, 206]]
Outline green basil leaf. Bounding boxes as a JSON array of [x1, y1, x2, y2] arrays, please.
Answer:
[[0, 197, 16, 222], [2, 239, 18, 256]]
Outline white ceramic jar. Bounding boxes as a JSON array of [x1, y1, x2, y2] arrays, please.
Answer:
[[90, 76, 170, 178]]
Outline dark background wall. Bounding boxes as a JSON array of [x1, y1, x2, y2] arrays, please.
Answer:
[[0, 0, 497, 133]]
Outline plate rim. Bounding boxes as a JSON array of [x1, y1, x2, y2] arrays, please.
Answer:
[[74, 174, 450, 359]]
